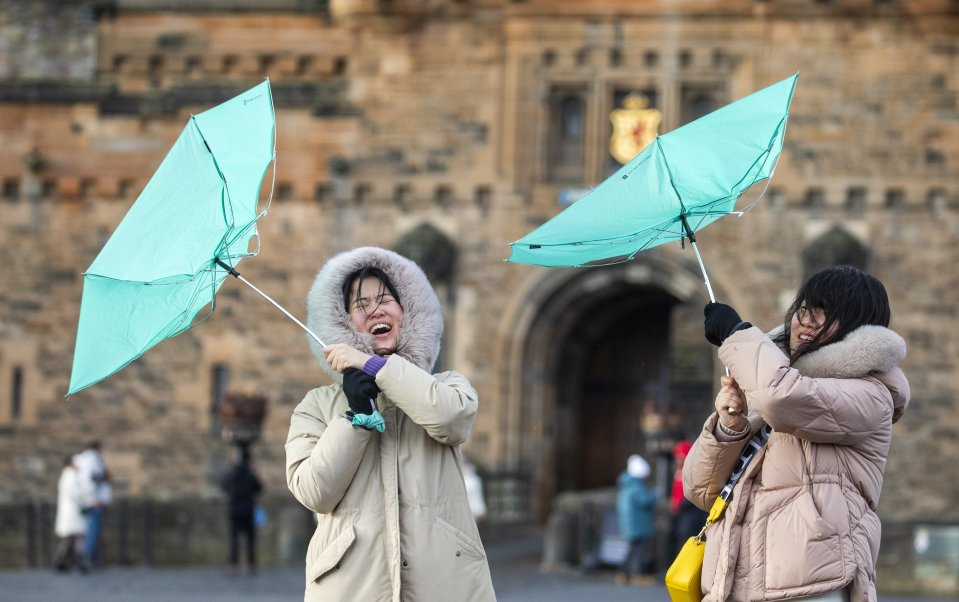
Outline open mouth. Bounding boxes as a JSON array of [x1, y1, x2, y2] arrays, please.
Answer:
[[798, 334, 814, 344], [370, 323, 392, 336]]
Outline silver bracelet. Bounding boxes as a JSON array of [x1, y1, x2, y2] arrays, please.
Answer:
[[718, 419, 749, 437]]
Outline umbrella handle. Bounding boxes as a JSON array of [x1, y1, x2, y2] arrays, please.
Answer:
[[215, 258, 326, 348]]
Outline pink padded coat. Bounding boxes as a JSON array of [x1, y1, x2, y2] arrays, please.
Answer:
[[684, 325, 909, 602]]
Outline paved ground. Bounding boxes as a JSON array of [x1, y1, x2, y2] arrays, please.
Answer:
[[0, 533, 951, 602]]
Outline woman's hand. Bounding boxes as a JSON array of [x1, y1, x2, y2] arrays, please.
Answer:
[[323, 344, 372, 374], [714, 375, 749, 432]]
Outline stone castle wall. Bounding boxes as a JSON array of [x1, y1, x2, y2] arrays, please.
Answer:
[[0, 0, 956, 539]]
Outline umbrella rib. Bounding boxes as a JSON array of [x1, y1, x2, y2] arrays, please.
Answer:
[[721, 116, 786, 207], [509, 201, 743, 258], [652, 138, 725, 300], [653, 137, 689, 216], [738, 115, 791, 215], [190, 116, 240, 262], [69, 80, 282, 396]]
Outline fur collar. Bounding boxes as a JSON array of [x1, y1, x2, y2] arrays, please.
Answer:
[[768, 324, 906, 379], [306, 247, 444, 382]]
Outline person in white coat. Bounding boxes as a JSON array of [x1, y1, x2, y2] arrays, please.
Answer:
[[286, 247, 496, 602], [462, 459, 488, 522], [54, 455, 92, 572]]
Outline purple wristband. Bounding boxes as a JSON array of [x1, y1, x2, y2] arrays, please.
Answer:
[[362, 355, 387, 377]]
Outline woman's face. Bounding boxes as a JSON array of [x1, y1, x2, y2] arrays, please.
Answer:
[[349, 276, 403, 356], [789, 304, 838, 354]]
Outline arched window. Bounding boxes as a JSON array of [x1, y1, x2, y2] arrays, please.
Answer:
[[211, 364, 229, 415], [393, 224, 459, 372], [10, 366, 22, 421], [845, 187, 867, 212], [547, 88, 586, 182], [393, 223, 457, 292], [801, 225, 870, 279], [680, 83, 722, 125]]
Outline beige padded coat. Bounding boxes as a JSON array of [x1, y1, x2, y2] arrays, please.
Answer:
[[286, 248, 496, 602], [683, 325, 909, 602]]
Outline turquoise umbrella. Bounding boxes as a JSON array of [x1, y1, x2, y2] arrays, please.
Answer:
[[68, 80, 326, 396], [507, 73, 798, 301]]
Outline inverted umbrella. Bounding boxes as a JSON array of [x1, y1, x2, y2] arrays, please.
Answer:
[[68, 80, 328, 396], [507, 73, 798, 301]]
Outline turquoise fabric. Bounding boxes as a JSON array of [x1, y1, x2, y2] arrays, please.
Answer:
[[352, 410, 387, 433], [508, 74, 798, 267], [69, 81, 275, 395], [616, 472, 657, 540]]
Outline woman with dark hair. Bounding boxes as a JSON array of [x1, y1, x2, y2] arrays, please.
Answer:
[[285, 247, 495, 602], [684, 265, 910, 601]]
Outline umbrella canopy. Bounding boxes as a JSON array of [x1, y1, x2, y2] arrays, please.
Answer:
[[68, 81, 276, 395], [507, 73, 798, 275]]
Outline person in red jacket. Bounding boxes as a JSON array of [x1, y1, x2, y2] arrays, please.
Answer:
[[669, 440, 707, 556]]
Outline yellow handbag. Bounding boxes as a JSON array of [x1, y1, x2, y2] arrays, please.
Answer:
[[664, 497, 726, 602], [665, 424, 771, 602]]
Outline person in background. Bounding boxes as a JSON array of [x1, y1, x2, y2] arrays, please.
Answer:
[[686, 265, 909, 601], [462, 459, 488, 522], [221, 446, 263, 576], [73, 441, 111, 568], [669, 440, 707, 555], [615, 453, 657, 586], [54, 454, 92, 573]]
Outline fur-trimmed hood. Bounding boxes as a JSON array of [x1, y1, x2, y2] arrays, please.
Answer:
[[769, 323, 910, 422], [306, 247, 443, 382]]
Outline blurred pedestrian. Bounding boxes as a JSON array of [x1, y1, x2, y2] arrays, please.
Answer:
[[614, 454, 657, 586], [53, 454, 92, 573], [73, 441, 111, 567], [669, 440, 707, 555], [686, 265, 910, 601], [221, 446, 263, 576], [286, 247, 495, 601], [462, 458, 488, 522]]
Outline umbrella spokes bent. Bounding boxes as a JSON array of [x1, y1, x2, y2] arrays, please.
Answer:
[[507, 72, 799, 301], [68, 80, 322, 396]]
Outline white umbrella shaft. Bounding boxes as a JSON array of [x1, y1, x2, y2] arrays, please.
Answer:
[[690, 240, 717, 303], [688, 241, 731, 378], [215, 260, 325, 348]]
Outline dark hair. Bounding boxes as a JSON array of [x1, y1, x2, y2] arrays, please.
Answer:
[[341, 266, 402, 314], [774, 265, 891, 363]]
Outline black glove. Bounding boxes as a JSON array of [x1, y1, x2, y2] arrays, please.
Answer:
[[342, 368, 380, 415], [703, 302, 751, 347]]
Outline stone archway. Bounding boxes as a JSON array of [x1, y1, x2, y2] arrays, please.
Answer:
[[503, 253, 717, 518], [551, 283, 676, 492]]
